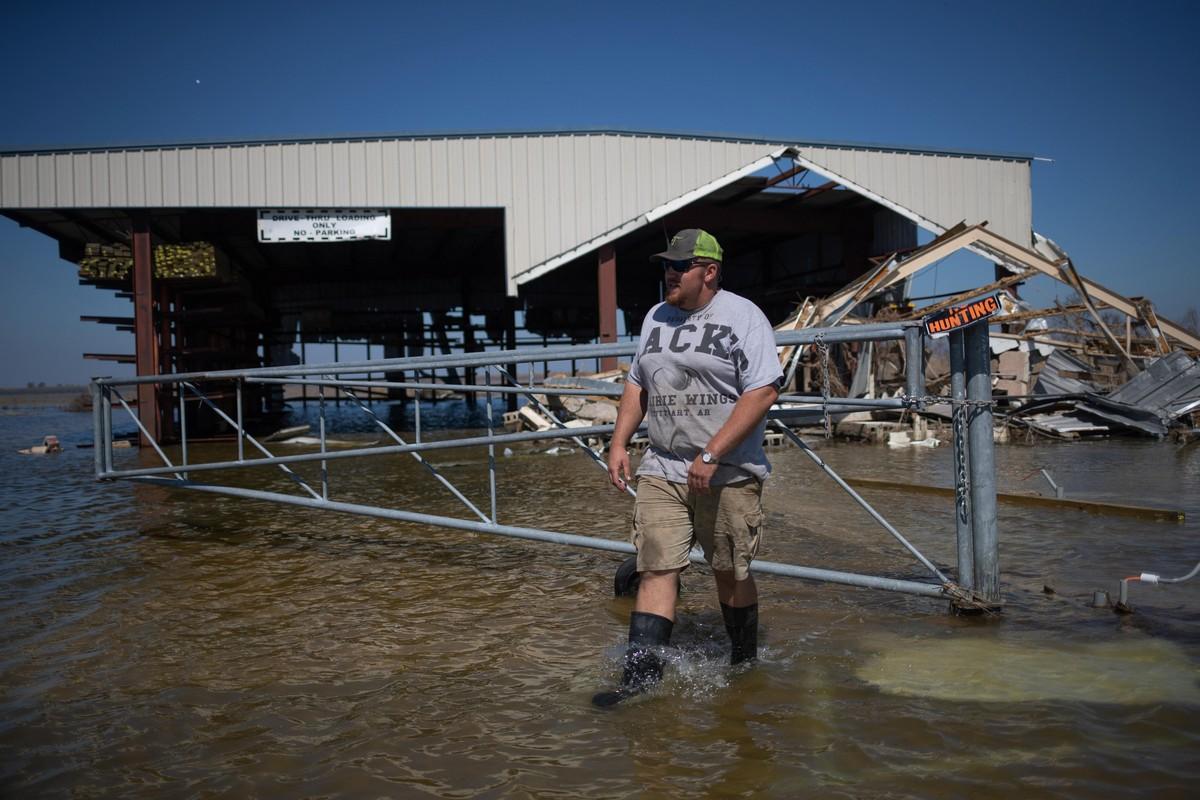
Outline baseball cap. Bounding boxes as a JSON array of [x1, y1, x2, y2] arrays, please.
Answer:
[[650, 229, 723, 263]]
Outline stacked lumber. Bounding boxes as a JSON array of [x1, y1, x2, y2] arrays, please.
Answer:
[[77, 241, 229, 281], [78, 243, 133, 279], [153, 242, 227, 280]]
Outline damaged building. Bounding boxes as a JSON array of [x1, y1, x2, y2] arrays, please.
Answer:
[[1, 129, 1195, 441]]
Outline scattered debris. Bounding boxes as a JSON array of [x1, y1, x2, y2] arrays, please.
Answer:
[[263, 424, 311, 442], [503, 224, 1198, 446], [18, 435, 62, 455]]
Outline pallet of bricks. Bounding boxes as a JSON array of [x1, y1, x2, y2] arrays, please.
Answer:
[[79, 241, 228, 281]]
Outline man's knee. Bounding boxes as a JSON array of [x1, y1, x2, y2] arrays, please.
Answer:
[[713, 568, 740, 588], [641, 568, 682, 588]]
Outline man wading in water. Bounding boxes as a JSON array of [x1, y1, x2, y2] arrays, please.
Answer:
[[593, 229, 783, 707]]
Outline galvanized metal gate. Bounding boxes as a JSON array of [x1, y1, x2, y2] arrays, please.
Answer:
[[90, 321, 1001, 609]]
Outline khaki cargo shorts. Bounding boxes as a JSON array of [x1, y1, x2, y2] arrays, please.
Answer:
[[632, 475, 764, 581]]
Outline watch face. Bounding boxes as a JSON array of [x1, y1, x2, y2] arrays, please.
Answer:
[[702, 451, 715, 464]]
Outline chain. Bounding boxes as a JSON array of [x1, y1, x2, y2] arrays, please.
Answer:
[[903, 394, 992, 525], [952, 398, 970, 524], [815, 334, 832, 439]]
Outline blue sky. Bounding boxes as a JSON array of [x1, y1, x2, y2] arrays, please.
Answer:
[[1, 0, 1197, 384]]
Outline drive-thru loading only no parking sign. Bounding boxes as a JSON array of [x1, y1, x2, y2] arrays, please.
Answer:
[[257, 209, 391, 242]]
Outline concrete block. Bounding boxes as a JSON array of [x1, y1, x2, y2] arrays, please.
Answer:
[[995, 379, 1028, 397], [997, 350, 1030, 381]]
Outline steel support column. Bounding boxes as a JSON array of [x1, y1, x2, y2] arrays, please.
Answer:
[[597, 244, 618, 372], [964, 321, 1000, 605], [131, 219, 160, 445]]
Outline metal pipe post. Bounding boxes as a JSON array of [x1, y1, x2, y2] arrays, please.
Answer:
[[964, 321, 1000, 604], [949, 329, 974, 591], [486, 372, 497, 523], [101, 385, 114, 473], [179, 387, 188, 479], [235, 380, 245, 462], [319, 384, 328, 501], [904, 326, 925, 403], [90, 381, 103, 474], [414, 374, 422, 444]]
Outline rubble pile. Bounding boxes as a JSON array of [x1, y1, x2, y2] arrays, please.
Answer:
[[509, 223, 1198, 444]]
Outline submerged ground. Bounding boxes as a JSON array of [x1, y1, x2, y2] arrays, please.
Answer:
[[1, 400, 1197, 798]]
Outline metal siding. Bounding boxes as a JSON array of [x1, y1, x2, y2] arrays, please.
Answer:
[[0, 157, 16, 206], [229, 147, 248, 206], [213, 148, 232, 205], [695, 138, 712, 189], [198, 148, 216, 206], [36, 154, 55, 206], [664, 136, 681, 199], [479, 137, 497, 205], [332, 142, 352, 206], [71, 153, 90, 206], [281, 144, 301, 204], [426, 139, 446, 206], [904, 152, 923, 216], [573, 136, 590, 248], [245, 146, 265, 206], [106, 153, 125, 205], [634, 135, 651, 210], [310, 143, 329, 206], [462, 138, 481, 206], [395, 140, 415, 205], [161, 149, 180, 206], [89, 154, 109, 206], [411, 140, 430, 205], [128, 151, 148, 206], [348, 141, 368, 205], [650, 136, 667, 203], [542, 137, 561, 263], [511, 138, 530, 274], [365, 140, 384, 206], [445, 138, 463, 207], [259, 143, 277, 206], [557, 137, 574, 246], [679, 138, 697, 192], [494, 138, 514, 276], [54, 154, 73, 206], [381, 140, 400, 205]]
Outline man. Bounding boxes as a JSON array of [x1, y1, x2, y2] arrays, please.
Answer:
[[593, 229, 783, 708]]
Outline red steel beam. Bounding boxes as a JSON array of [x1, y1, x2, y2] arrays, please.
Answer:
[[597, 244, 618, 372], [131, 220, 160, 445]]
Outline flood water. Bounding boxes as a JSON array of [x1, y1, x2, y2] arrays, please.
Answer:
[[2, 399, 1198, 798]]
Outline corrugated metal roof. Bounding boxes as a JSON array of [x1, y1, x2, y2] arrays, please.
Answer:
[[0, 130, 1034, 293], [0, 128, 1037, 161]]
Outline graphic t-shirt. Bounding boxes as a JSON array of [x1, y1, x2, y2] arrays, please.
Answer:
[[628, 290, 783, 485]]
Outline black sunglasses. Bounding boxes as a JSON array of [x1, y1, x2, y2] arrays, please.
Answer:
[[662, 259, 707, 273]]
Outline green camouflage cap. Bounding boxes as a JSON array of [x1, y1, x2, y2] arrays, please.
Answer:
[[650, 229, 723, 263]]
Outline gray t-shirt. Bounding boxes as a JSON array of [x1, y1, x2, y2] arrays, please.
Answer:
[[628, 289, 783, 485]]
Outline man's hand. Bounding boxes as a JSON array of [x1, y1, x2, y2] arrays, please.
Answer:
[[688, 453, 718, 493], [608, 444, 631, 491]]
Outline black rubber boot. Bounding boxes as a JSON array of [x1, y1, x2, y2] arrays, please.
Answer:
[[592, 611, 674, 708], [721, 602, 758, 665]]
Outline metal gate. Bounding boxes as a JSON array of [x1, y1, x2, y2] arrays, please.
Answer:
[[90, 321, 1001, 610]]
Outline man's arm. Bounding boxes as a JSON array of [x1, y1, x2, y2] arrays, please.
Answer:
[[607, 380, 648, 491], [687, 383, 779, 493]]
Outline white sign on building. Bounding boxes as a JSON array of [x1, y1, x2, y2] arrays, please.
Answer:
[[257, 209, 391, 242]]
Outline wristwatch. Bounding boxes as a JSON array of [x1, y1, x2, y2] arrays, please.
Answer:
[[700, 450, 717, 465]]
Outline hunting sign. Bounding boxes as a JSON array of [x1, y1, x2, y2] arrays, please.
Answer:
[[922, 294, 1001, 338]]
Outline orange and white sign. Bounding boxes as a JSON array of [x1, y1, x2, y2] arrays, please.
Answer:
[[922, 294, 1001, 338]]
